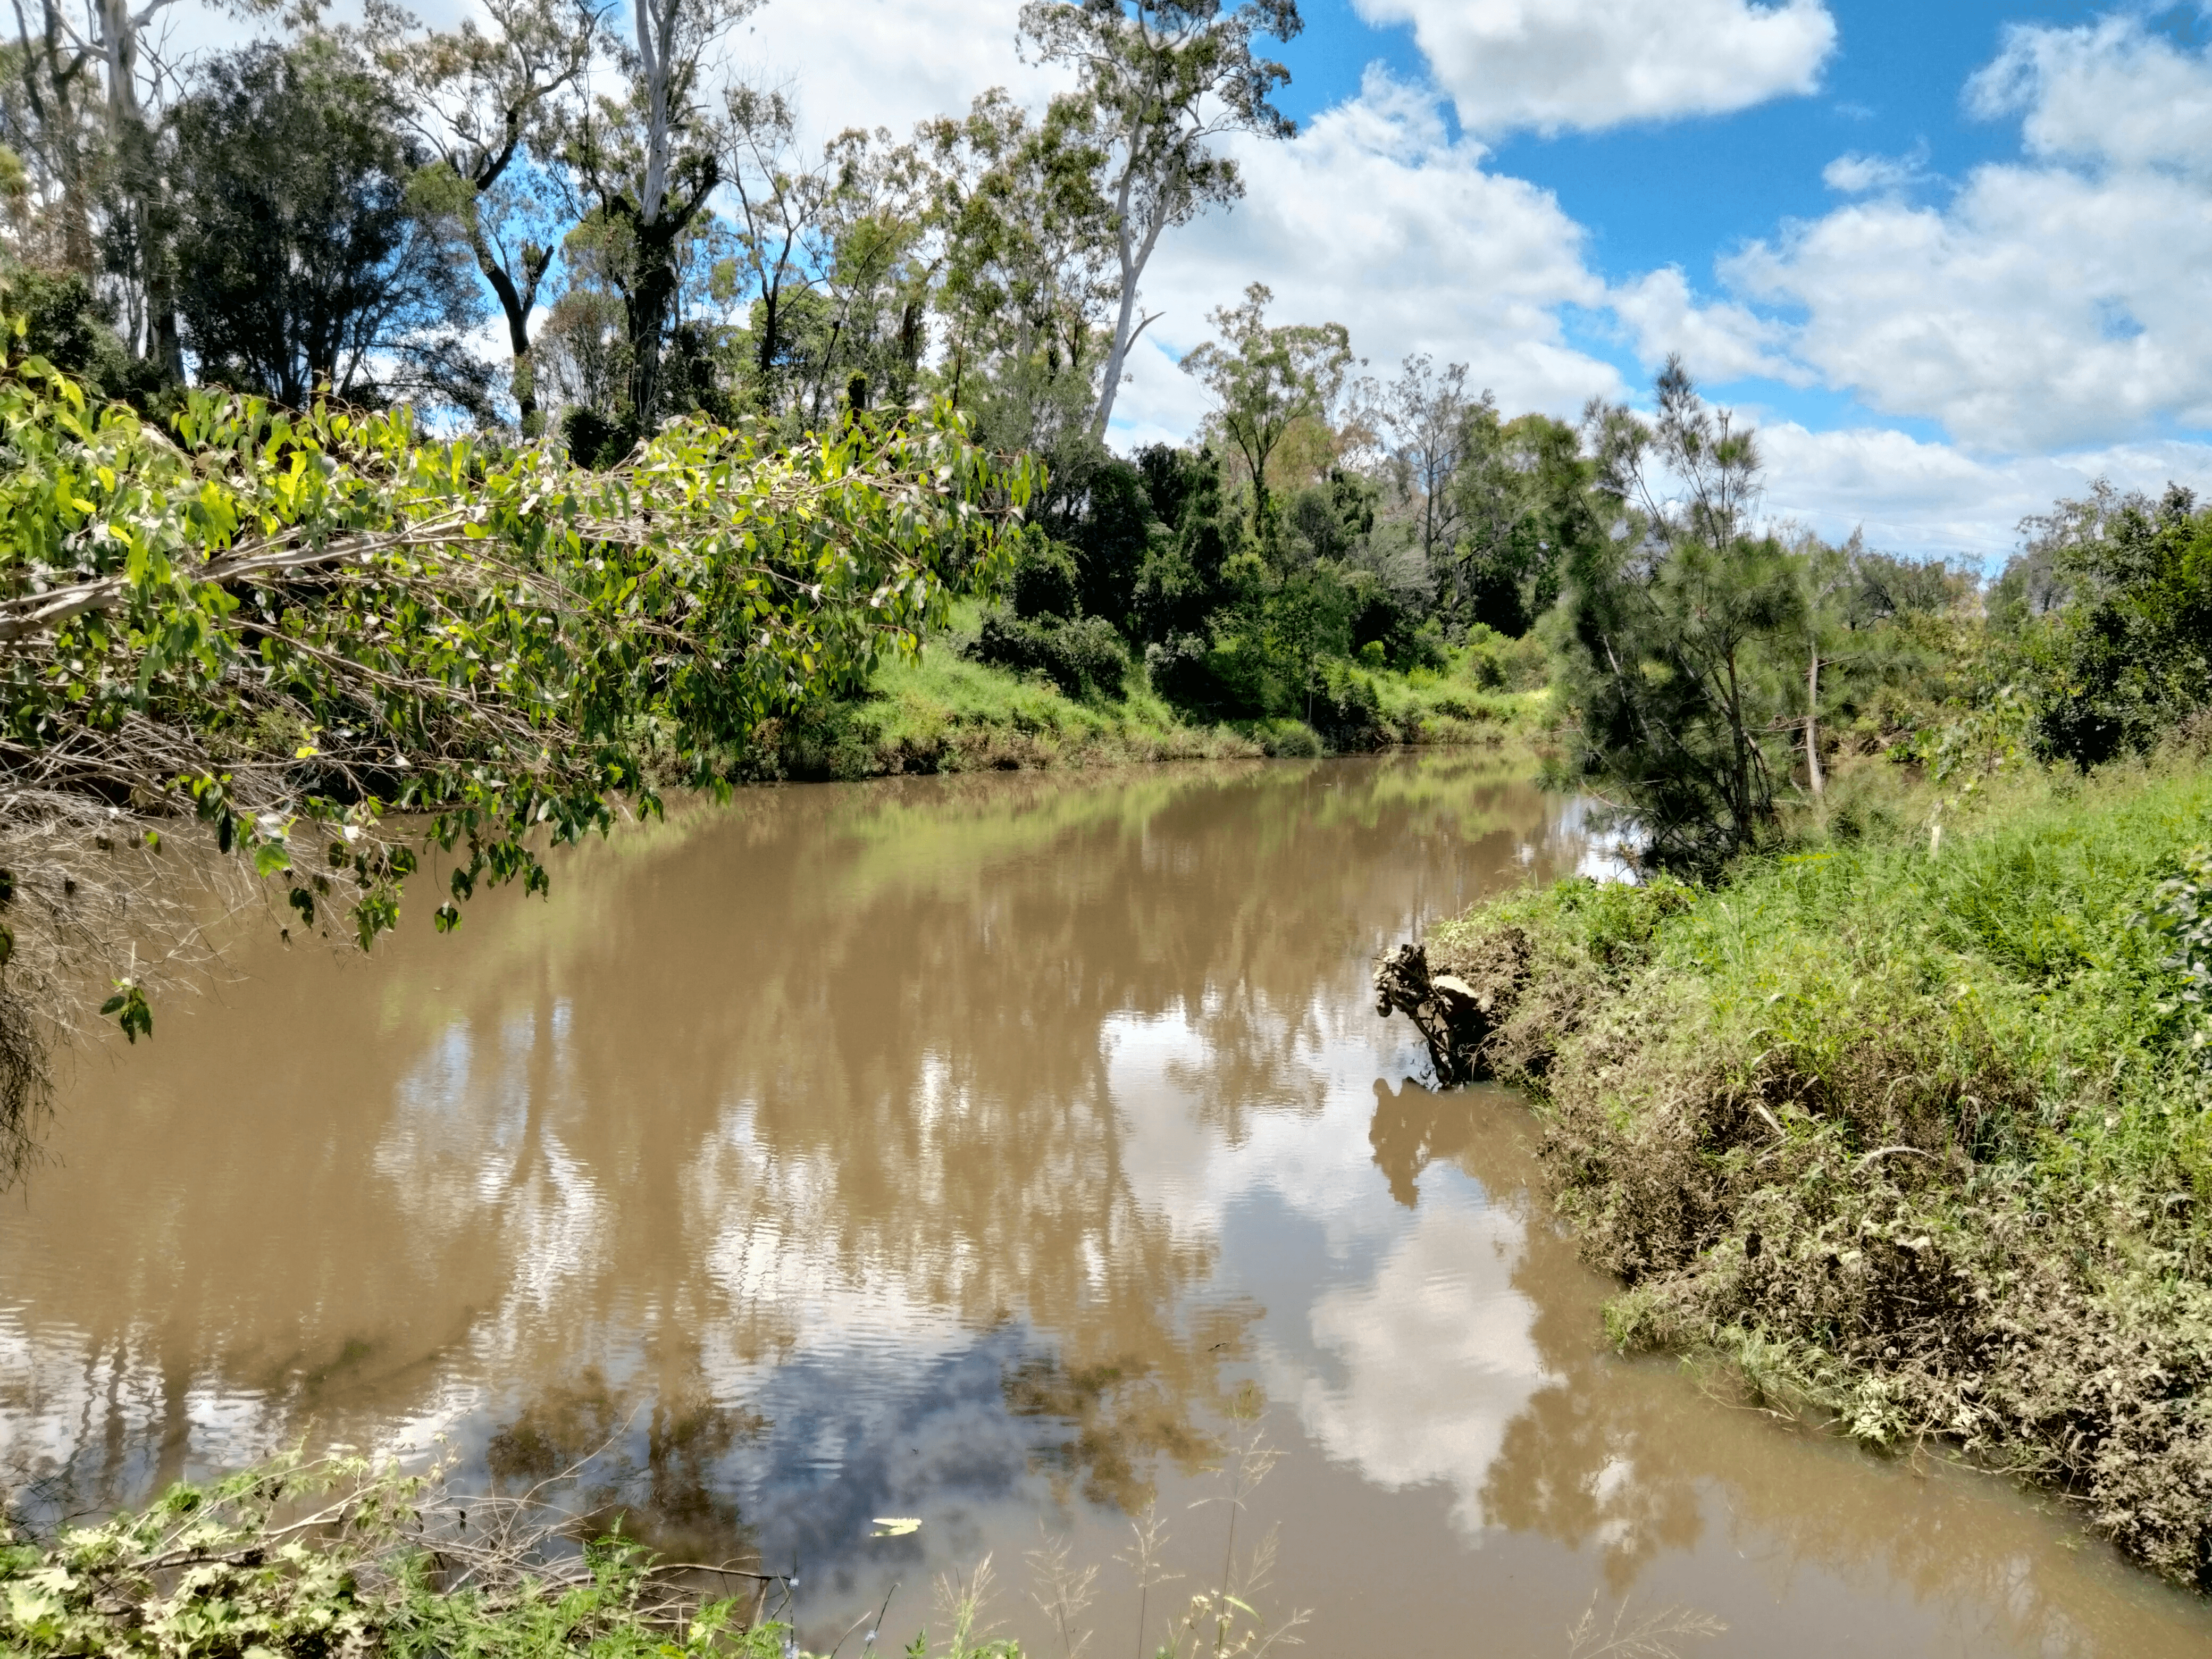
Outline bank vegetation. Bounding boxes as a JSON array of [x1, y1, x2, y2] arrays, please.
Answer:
[[1378, 376, 2212, 1587]]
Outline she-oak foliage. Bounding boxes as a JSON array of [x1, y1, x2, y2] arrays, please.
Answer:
[[0, 329, 1036, 1062], [1554, 359, 1806, 876]]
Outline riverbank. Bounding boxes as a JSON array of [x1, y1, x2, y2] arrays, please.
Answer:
[[0, 1452, 805, 1657], [1379, 752, 2212, 1588], [744, 614, 1549, 781]]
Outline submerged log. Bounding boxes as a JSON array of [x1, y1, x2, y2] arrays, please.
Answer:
[[1372, 942, 1489, 1086]]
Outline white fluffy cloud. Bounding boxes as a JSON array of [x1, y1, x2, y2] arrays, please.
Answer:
[[1820, 143, 1929, 196], [1352, 0, 1835, 133], [1727, 166, 2212, 450], [1757, 423, 2212, 559], [1966, 14, 2212, 177], [1113, 69, 1620, 446], [1716, 17, 2212, 452], [1608, 266, 1802, 385]]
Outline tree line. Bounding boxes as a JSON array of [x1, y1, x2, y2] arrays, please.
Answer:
[[8, 0, 2209, 1027], [3, 0, 2055, 776], [0, 0, 1304, 445]]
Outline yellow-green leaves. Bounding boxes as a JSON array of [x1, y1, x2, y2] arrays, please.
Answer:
[[3, 349, 1035, 1046]]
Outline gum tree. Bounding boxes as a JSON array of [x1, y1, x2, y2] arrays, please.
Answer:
[[397, 0, 607, 434], [1179, 281, 1351, 542], [1018, 0, 1302, 435], [565, 0, 753, 431]]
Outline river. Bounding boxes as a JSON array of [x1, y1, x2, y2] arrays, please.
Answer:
[[3, 753, 2208, 1655]]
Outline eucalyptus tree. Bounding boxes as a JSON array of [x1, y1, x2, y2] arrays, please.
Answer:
[[396, 0, 606, 433], [3, 0, 189, 377], [170, 33, 491, 414], [1179, 281, 1351, 541], [814, 123, 937, 414], [1018, 0, 1302, 434], [1366, 351, 1476, 577], [922, 87, 1113, 467], [564, 0, 752, 430], [719, 80, 828, 418], [3, 0, 103, 272]]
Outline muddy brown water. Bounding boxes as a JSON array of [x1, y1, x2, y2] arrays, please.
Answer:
[[3, 753, 2209, 1656]]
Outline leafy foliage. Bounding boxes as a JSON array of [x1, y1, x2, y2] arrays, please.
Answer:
[[2017, 483, 2212, 767], [1555, 360, 1805, 874], [0, 337, 1034, 1062], [169, 34, 492, 416], [2143, 843, 2212, 1067], [971, 609, 1130, 699], [0, 1449, 801, 1656], [1179, 282, 1352, 539]]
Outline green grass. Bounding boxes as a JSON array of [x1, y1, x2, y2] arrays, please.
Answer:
[[1370, 664, 1549, 748], [749, 613, 1549, 782], [1418, 756, 2212, 1586]]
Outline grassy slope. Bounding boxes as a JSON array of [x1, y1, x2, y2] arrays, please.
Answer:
[[1421, 757, 2212, 1585], [748, 608, 1547, 781]]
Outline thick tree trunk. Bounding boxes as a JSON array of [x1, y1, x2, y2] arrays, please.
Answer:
[[628, 263, 674, 430]]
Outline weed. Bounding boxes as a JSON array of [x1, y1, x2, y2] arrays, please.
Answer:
[[1385, 756, 2212, 1587]]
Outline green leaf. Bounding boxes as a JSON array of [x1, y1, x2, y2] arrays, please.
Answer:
[[100, 983, 152, 1043]]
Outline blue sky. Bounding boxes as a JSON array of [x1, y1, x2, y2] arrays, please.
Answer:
[[203, 0, 2212, 556], [1120, 0, 2212, 557]]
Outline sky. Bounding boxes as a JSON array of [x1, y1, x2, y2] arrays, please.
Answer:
[[173, 0, 2212, 559]]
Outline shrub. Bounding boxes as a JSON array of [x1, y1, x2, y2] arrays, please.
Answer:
[[1142, 630, 1219, 710], [1258, 718, 1321, 757], [2025, 485, 2212, 767], [0, 264, 156, 409], [1462, 624, 1547, 691], [560, 404, 639, 469], [1009, 539, 1081, 620], [1308, 658, 1382, 745], [970, 609, 1130, 699]]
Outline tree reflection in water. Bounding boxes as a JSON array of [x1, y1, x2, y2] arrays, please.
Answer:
[[4, 756, 2209, 1657]]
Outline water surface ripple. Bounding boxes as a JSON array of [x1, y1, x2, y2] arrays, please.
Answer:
[[3, 756, 2206, 1655]]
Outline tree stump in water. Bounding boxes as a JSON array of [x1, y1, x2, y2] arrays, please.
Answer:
[[1373, 942, 1487, 1086]]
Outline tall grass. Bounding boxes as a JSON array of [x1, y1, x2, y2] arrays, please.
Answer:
[[1417, 754, 2212, 1585], [746, 613, 1546, 783]]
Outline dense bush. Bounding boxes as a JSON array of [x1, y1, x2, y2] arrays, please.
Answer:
[[2022, 485, 2212, 767], [969, 608, 1131, 699], [1007, 538, 1082, 621]]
